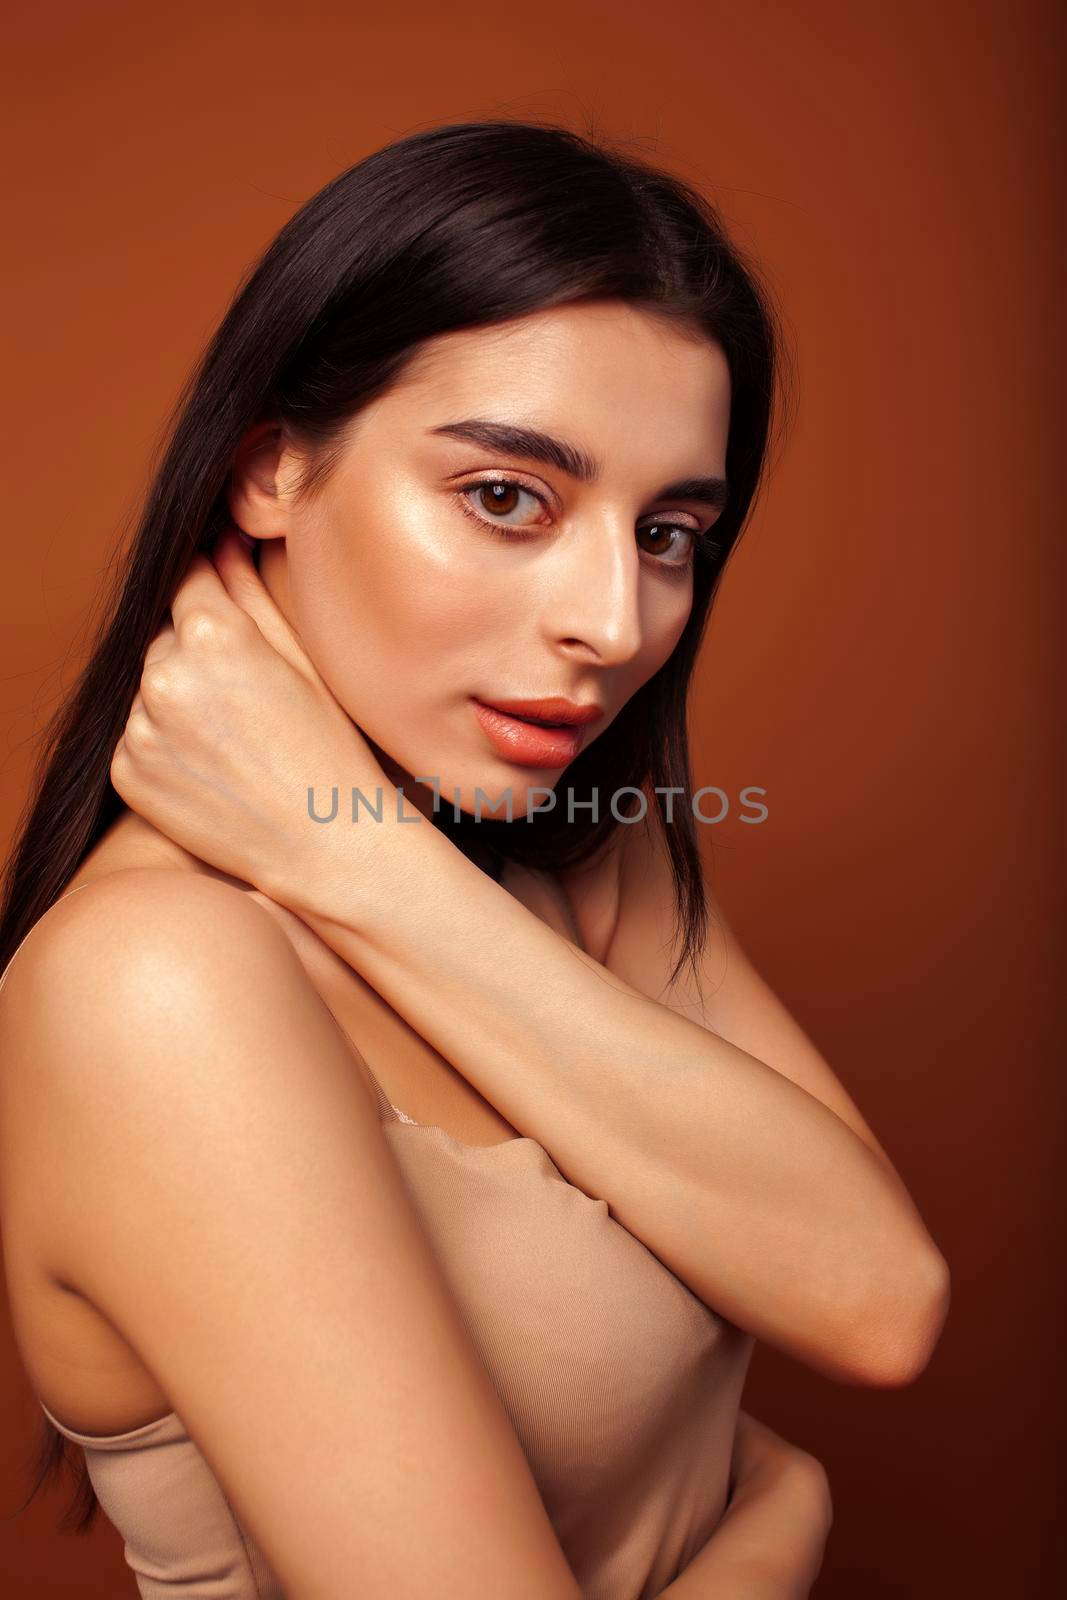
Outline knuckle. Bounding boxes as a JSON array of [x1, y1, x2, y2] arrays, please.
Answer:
[[124, 705, 154, 750], [140, 662, 177, 704], [179, 606, 231, 650]]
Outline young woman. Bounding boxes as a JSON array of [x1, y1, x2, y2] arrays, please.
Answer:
[[0, 120, 947, 1598]]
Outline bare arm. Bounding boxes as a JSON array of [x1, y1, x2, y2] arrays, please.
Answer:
[[0, 870, 581, 1600], [266, 804, 949, 1387], [658, 1413, 833, 1599], [108, 536, 948, 1387]]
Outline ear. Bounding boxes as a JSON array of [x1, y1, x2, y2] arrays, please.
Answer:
[[227, 421, 299, 542]]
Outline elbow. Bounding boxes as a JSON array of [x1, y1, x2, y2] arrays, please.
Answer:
[[836, 1244, 952, 1389]]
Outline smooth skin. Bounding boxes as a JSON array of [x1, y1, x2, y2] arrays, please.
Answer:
[[0, 868, 581, 1598], [0, 300, 913, 1594], [0, 859, 831, 1599], [104, 301, 947, 1383]]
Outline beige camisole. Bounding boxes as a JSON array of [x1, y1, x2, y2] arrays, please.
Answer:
[[5, 883, 754, 1599]]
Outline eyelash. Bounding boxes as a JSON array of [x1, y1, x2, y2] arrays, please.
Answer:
[[453, 476, 722, 570]]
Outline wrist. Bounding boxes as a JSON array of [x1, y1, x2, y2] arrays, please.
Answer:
[[259, 781, 441, 929]]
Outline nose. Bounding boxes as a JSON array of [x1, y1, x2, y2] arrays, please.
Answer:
[[541, 514, 645, 668]]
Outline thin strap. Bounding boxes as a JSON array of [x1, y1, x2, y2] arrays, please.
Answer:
[[0, 883, 94, 999]]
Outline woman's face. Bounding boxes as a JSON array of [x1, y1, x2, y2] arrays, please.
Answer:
[[232, 299, 731, 822]]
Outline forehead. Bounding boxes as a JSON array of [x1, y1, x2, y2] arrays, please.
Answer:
[[380, 300, 731, 468]]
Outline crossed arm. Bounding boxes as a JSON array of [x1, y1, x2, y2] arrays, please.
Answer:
[[263, 794, 949, 1390], [114, 533, 948, 1384], [103, 535, 947, 1591]]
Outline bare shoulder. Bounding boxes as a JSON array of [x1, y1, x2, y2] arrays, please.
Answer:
[[552, 809, 708, 969], [0, 864, 582, 1594], [569, 808, 725, 982], [2, 866, 292, 997], [0, 866, 380, 1286], [2, 857, 369, 1065], [597, 814, 901, 1172], [0, 867, 317, 1076]]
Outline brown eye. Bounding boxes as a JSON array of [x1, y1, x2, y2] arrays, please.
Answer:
[[637, 520, 696, 564], [456, 478, 547, 532], [477, 482, 522, 517]]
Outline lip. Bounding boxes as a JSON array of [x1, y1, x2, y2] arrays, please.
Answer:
[[474, 695, 604, 727], [470, 696, 600, 769]]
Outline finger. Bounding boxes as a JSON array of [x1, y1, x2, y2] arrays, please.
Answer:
[[168, 551, 236, 634], [209, 526, 314, 674], [143, 619, 176, 668], [121, 689, 149, 750]]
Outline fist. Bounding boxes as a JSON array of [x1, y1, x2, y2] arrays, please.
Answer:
[[110, 527, 390, 898]]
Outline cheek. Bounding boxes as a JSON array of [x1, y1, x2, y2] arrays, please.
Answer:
[[640, 584, 693, 676], [288, 518, 503, 701], [348, 493, 488, 619]]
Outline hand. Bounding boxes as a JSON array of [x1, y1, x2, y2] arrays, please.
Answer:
[[728, 1411, 830, 1504], [110, 528, 392, 901], [658, 1411, 832, 1598]]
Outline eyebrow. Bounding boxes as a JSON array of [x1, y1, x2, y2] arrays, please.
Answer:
[[427, 417, 730, 512]]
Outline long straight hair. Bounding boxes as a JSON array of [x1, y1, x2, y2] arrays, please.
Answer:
[[1, 117, 794, 1531]]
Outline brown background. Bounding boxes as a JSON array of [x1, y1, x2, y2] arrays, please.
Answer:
[[1, 1, 1061, 1594]]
